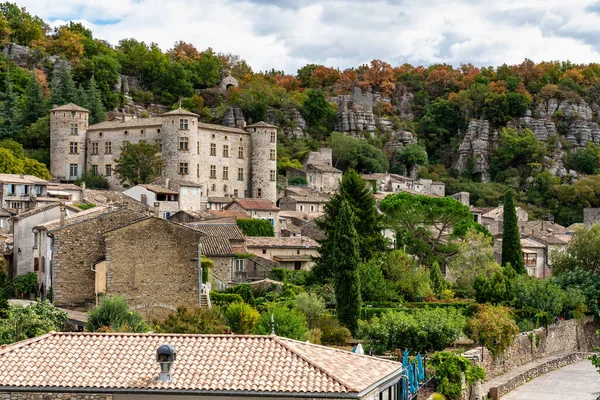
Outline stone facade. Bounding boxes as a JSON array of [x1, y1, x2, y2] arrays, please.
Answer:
[[455, 119, 498, 182], [51, 209, 145, 310], [50, 105, 277, 204], [104, 217, 204, 319], [583, 207, 600, 226]]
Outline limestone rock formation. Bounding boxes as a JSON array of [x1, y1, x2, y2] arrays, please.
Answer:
[[397, 90, 414, 120], [385, 131, 417, 153], [222, 106, 246, 128], [334, 87, 379, 134], [455, 119, 499, 182]]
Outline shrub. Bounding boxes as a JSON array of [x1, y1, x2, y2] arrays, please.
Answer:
[[322, 326, 351, 345], [254, 304, 308, 340], [86, 296, 148, 333], [467, 305, 519, 357], [301, 328, 322, 344], [295, 292, 325, 327], [288, 176, 308, 186], [75, 203, 96, 210], [155, 306, 226, 334], [228, 284, 255, 304], [0, 291, 8, 319], [236, 219, 275, 237], [14, 272, 37, 296], [225, 302, 259, 334], [0, 301, 68, 345], [357, 308, 466, 354], [75, 173, 109, 189], [210, 292, 243, 306], [429, 352, 485, 400], [509, 275, 565, 321]]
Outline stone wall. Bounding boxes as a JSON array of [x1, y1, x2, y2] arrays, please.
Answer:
[[583, 208, 600, 226], [52, 209, 145, 310], [104, 217, 205, 320], [1, 393, 111, 400], [462, 316, 599, 380]]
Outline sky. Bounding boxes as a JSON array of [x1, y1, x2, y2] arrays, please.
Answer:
[[14, 0, 600, 74]]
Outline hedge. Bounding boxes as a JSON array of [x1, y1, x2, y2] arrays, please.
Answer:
[[210, 292, 243, 306], [236, 219, 275, 237]]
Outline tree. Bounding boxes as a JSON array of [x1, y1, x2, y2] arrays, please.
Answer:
[[236, 219, 275, 237], [501, 190, 525, 274], [552, 224, 600, 276], [75, 173, 109, 189], [429, 262, 447, 297], [155, 306, 226, 334], [20, 72, 47, 127], [0, 70, 20, 139], [295, 292, 326, 327], [86, 296, 148, 333], [225, 302, 259, 334], [0, 301, 68, 345], [331, 200, 361, 333], [301, 89, 335, 133], [329, 132, 389, 173], [467, 304, 519, 357], [114, 141, 163, 187], [254, 304, 308, 340], [86, 76, 106, 124], [357, 258, 399, 302], [50, 65, 77, 106], [314, 170, 387, 279], [394, 144, 428, 177], [429, 352, 485, 400]]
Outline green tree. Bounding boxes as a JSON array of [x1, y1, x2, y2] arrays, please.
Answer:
[[75, 173, 109, 189], [86, 296, 148, 333], [0, 301, 68, 345], [552, 224, 600, 275], [154, 306, 226, 334], [467, 304, 519, 357], [357, 258, 399, 302], [297, 64, 319, 87], [114, 141, 163, 187], [254, 304, 308, 340], [0, 147, 24, 174], [301, 89, 335, 135], [429, 261, 447, 297], [393, 143, 428, 177], [0, 3, 45, 46], [314, 170, 387, 279], [331, 200, 361, 333], [224, 302, 259, 334], [86, 75, 106, 124], [0, 70, 20, 139], [19, 72, 47, 127], [329, 132, 389, 173], [501, 190, 525, 274], [429, 352, 485, 400], [295, 292, 326, 327], [236, 219, 275, 236], [50, 65, 77, 106], [419, 99, 466, 165]]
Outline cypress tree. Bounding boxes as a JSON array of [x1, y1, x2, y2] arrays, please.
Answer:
[[50, 65, 77, 106], [20, 72, 47, 126], [314, 169, 387, 280], [86, 75, 106, 124], [501, 190, 525, 274], [0, 70, 20, 139], [430, 261, 446, 296], [332, 200, 361, 333]]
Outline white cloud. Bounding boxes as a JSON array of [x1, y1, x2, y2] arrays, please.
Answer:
[[14, 0, 600, 73]]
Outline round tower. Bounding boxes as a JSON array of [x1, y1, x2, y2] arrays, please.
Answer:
[[160, 108, 200, 183], [50, 103, 90, 181], [247, 122, 278, 203]]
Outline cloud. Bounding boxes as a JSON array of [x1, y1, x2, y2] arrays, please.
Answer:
[[14, 0, 600, 73]]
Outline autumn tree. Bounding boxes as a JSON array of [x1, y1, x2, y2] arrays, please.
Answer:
[[45, 26, 85, 62], [361, 59, 395, 96]]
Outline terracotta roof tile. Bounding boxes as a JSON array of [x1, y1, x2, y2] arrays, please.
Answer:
[[245, 236, 318, 249], [51, 103, 89, 112], [198, 236, 235, 256], [192, 224, 245, 242], [0, 333, 400, 394], [225, 199, 279, 211]]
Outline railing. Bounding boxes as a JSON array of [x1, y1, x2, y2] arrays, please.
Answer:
[[211, 274, 231, 291], [231, 270, 271, 283]]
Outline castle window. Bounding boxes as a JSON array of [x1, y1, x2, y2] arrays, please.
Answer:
[[91, 142, 99, 155], [223, 145, 229, 158], [69, 123, 78, 135], [155, 139, 162, 152], [140, 129, 145, 135], [270, 170, 276, 181], [105, 142, 112, 154], [210, 143, 216, 156], [157, 128, 161, 133], [223, 184, 228, 193], [234, 189, 239, 197], [71, 111, 76, 118], [91, 165, 99, 175], [238, 168, 244, 181], [270, 149, 276, 160], [179, 137, 189, 151], [299, 205, 304, 212], [212, 134, 215, 139], [211, 184, 216, 192], [311, 205, 315, 212], [197, 141, 200, 154], [124, 131, 128, 135], [69, 164, 78, 177], [69, 142, 78, 154], [210, 165, 216, 179], [179, 119, 189, 130], [271, 132, 276, 143], [223, 166, 229, 180], [105, 164, 112, 177], [257, 188, 262, 198], [238, 146, 244, 159], [179, 162, 189, 175], [197, 164, 200, 178], [99, 132, 103, 137]]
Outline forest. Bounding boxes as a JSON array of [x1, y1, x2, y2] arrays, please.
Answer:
[[2, 3, 600, 224]]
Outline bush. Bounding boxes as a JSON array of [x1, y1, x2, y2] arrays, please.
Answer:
[[210, 292, 243, 306], [228, 284, 255, 304], [429, 352, 485, 400], [295, 292, 325, 327], [236, 219, 275, 237], [75, 173, 109, 189], [0, 301, 68, 345], [86, 296, 148, 332], [75, 203, 96, 210], [13, 272, 37, 296], [225, 302, 259, 334], [509, 275, 565, 321], [357, 308, 466, 354], [301, 328, 322, 344], [467, 305, 519, 357], [155, 306, 226, 334], [270, 269, 311, 286], [254, 304, 308, 340], [288, 176, 308, 186], [322, 326, 351, 345]]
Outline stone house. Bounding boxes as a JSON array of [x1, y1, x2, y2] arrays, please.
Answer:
[[284, 149, 342, 194], [479, 206, 529, 235], [46, 183, 84, 203], [278, 194, 329, 213], [124, 178, 205, 218], [10, 203, 80, 280], [50, 104, 278, 203], [224, 198, 280, 235], [245, 236, 319, 271], [493, 235, 567, 279], [0, 331, 405, 400], [0, 208, 13, 234], [208, 196, 232, 210], [0, 173, 49, 213], [361, 173, 446, 197]]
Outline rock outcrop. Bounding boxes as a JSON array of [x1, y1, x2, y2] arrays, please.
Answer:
[[334, 87, 379, 133], [455, 119, 499, 182]]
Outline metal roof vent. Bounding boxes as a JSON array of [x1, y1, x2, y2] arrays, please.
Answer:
[[157, 344, 177, 382]]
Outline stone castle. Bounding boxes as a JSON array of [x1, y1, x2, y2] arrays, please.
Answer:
[[49, 104, 278, 203]]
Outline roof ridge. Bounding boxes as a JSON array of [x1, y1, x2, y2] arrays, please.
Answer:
[[0, 331, 56, 356], [51, 331, 275, 338], [273, 336, 357, 392]]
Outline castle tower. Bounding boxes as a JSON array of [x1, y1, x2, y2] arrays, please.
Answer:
[[246, 122, 277, 202], [160, 108, 200, 183], [50, 103, 90, 181]]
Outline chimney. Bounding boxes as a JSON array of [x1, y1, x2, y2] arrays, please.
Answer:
[[59, 203, 66, 227], [80, 181, 86, 201], [156, 344, 176, 382], [236, 120, 246, 129], [165, 178, 170, 190], [154, 202, 160, 218]]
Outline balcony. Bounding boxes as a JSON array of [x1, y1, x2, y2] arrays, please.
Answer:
[[231, 270, 270, 283]]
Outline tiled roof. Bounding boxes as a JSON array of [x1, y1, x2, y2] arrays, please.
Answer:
[[306, 164, 342, 173], [528, 234, 568, 245], [245, 236, 318, 249], [0, 333, 401, 394], [209, 210, 253, 219], [161, 107, 199, 117], [51, 103, 89, 112], [246, 121, 278, 129], [88, 117, 162, 130], [11, 203, 79, 221], [193, 224, 245, 242], [198, 122, 248, 134], [278, 211, 324, 221], [38, 206, 117, 232], [139, 184, 179, 195], [84, 190, 150, 213], [285, 194, 330, 203], [0, 173, 48, 184], [198, 236, 235, 256], [208, 196, 233, 203], [152, 177, 202, 188], [226, 199, 279, 211]]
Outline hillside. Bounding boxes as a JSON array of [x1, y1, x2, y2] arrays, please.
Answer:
[[1, 3, 600, 225]]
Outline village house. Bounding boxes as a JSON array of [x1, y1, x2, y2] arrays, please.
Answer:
[[0, 208, 13, 234], [46, 182, 84, 203], [245, 236, 319, 271], [123, 178, 205, 218], [0, 331, 405, 400], [0, 173, 50, 213], [224, 198, 280, 235], [475, 205, 529, 235], [361, 173, 446, 197], [493, 235, 568, 279], [207, 196, 232, 210], [278, 193, 330, 213]]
